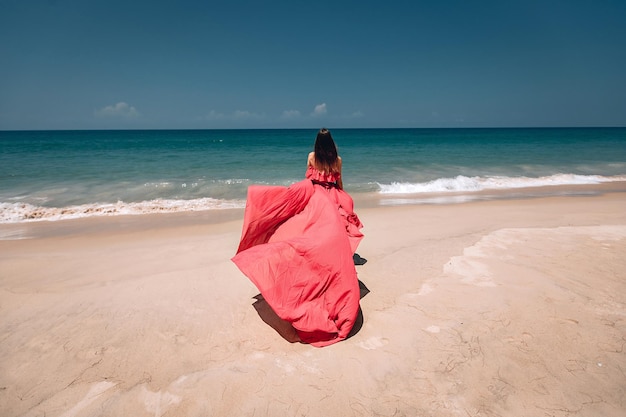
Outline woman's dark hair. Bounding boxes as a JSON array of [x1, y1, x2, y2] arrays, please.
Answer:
[[314, 128, 338, 173]]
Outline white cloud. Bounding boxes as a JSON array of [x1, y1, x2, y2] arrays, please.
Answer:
[[203, 105, 334, 125], [206, 110, 225, 120], [233, 110, 264, 120], [311, 103, 327, 117], [205, 110, 264, 121], [280, 110, 301, 119], [95, 102, 139, 119]]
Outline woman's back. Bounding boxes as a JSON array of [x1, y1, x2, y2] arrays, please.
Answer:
[[307, 151, 343, 188]]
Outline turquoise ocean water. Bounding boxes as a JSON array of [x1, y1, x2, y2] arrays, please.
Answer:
[[1, 128, 625, 223]]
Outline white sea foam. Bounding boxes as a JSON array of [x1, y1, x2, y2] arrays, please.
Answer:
[[377, 174, 626, 194], [0, 198, 245, 224], [2, 174, 625, 223]]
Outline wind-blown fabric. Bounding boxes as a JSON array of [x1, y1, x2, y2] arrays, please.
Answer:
[[232, 167, 364, 347]]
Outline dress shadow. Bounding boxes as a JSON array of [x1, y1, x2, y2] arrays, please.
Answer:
[[353, 253, 368, 265], [252, 295, 301, 343]]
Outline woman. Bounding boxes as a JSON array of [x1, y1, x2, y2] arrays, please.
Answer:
[[232, 128, 364, 347], [305, 128, 364, 252]]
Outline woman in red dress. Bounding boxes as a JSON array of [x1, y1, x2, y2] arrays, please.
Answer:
[[232, 128, 364, 347]]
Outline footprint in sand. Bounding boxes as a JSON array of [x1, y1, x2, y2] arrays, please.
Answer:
[[358, 336, 389, 350]]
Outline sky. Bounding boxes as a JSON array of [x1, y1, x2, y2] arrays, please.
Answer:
[[1, 0, 625, 130]]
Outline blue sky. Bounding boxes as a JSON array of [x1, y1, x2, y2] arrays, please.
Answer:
[[1, 0, 625, 130]]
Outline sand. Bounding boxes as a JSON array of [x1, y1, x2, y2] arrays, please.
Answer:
[[1, 191, 625, 417]]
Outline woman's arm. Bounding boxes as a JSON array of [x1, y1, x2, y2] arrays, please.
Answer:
[[336, 157, 344, 190]]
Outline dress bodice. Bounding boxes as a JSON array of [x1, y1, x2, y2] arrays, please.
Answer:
[[306, 166, 340, 184]]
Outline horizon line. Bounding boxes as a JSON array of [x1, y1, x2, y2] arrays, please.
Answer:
[[2, 125, 626, 133]]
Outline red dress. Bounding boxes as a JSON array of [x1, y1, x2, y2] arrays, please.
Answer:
[[232, 166, 364, 346]]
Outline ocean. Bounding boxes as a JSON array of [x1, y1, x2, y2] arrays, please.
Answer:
[[1, 128, 625, 223]]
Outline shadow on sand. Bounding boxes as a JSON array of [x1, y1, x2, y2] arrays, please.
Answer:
[[353, 253, 368, 265]]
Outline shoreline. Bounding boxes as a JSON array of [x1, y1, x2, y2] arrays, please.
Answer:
[[356, 180, 626, 207], [1, 190, 625, 416], [2, 181, 626, 237]]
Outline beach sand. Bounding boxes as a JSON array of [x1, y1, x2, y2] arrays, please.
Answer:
[[1, 191, 625, 416]]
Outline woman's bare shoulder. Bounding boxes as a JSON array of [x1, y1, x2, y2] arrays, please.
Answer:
[[307, 152, 315, 165]]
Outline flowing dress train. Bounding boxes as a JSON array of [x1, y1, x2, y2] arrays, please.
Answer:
[[232, 166, 364, 347]]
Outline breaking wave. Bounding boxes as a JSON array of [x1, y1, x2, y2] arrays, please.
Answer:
[[0, 197, 245, 224], [377, 174, 626, 194]]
